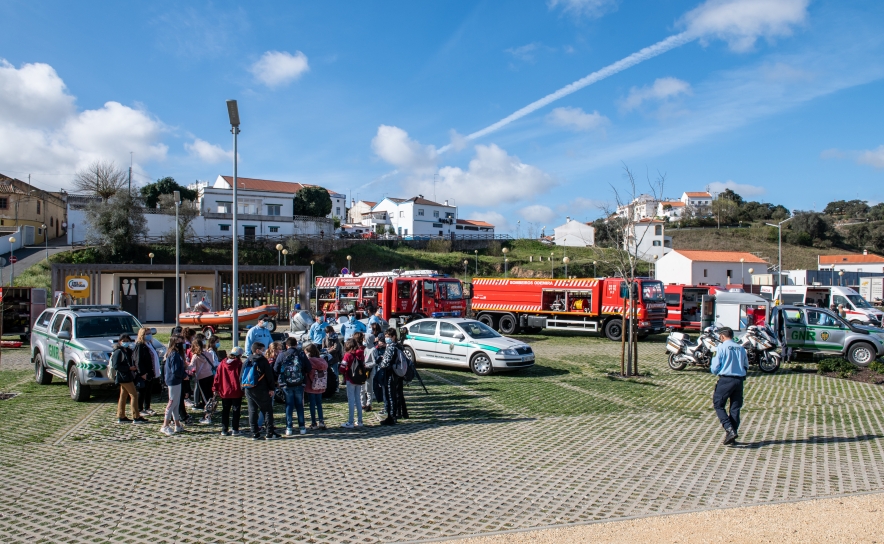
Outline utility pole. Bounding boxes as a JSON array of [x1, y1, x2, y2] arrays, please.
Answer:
[[128, 152, 133, 195], [227, 100, 241, 346]]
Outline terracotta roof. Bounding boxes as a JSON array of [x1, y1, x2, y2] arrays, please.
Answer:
[[661, 201, 685, 207], [672, 250, 767, 263], [684, 192, 712, 197], [636, 218, 664, 223], [457, 219, 494, 228], [819, 254, 884, 264], [384, 196, 454, 207], [362, 201, 377, 207], [220, 175, 304, 194]]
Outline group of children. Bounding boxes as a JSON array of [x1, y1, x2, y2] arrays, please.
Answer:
[[113, 323, 410, 440]]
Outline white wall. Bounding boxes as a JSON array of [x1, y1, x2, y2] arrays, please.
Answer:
[[373, 199, 457, 237], [819, 263, 884, 273], [655, 251, 692, 284], [554, 221, 594, 247], [627, 222, 670, 260], [0, 228, 24, 255], [655, 252, 768, 285]]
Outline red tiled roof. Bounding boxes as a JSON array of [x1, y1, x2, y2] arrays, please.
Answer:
[[219, 176, 341, 196], [363, 201, 377, 207], [662, 201, 685, 207], [819, 254, 884, 264], [684, 191, 712, 197], [457, 219, 494, 228], [672, 250, 767, 263]]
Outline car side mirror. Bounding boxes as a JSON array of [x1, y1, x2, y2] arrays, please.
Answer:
[[454, 333, 465, 340], [150, 328, 157, 335], [58, 331, 71, 341]]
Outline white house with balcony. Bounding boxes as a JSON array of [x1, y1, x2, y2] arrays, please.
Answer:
[[616, 194, 660, 222], [624, 219, 672, 261], [680, 191, 713, 217], [211, 175, 346, 224], [657, 200, 685, 221], [371, 196, 457, 237]]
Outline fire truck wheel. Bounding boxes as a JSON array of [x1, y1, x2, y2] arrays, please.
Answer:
[[498, 314, 520, 335], [604, 319, 623, 342], [470, 353, 493, 376], [478, 314, 497, 330]]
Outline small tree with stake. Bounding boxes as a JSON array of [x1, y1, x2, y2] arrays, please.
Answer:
[[595, 165, 666, 377]]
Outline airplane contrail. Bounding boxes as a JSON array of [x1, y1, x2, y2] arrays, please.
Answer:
[[438, 31, 695, 153]]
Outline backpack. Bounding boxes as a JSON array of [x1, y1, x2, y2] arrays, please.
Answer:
[[311, 367, 328, 392], [349, 353, 368, 385], [392, 348, 409, 378], [241, 360, 258, 388], [280, 350, 306, 387]]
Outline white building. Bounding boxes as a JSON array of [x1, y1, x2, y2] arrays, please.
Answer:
[[655, 250, 768, 286], [553, 218, 595, 247], [818, 252, 884, 273], [681, 191, 712, 217], [616, 194, 660, 222], [347, 200, 377, 224], [624, 219, 671, 260], [212, 175, 346, 223], [657, 201, 685, 221], [371, 196, 457, 237]]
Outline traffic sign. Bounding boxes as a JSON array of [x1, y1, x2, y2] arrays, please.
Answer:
[[9, 256, 17, 264], [341, 268, 349, 275]]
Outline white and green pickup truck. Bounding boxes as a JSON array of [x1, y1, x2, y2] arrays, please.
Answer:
[[32, 305, 166, 401]]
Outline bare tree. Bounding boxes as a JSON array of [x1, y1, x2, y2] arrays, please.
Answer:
[[595, 165, 666, 377], [74, 160, 127, 201], [159, 193, 200, 242]]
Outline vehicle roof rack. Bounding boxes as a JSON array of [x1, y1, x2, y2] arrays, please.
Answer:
[[68, 305, 122, 312]]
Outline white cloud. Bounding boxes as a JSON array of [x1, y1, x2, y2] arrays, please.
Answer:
[[372, 125, 438, 174], [548, 0, 619, 19], [250, 50, 309, 88], [469, 211, 510, 233], [620, 77, 692, 112], [0, 58, 167, 190], [185, 138, 233, 163], [547, 107, 609, 132], [431, 144, 555, 204], [857, 146, 884, 169], [520, 205, 557, 223], [707, 180, 765, 197], [681, 0, 810, 52], [505, 43, 541, 62]]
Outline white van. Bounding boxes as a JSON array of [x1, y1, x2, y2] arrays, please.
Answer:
[[773, 285, 883, 326]]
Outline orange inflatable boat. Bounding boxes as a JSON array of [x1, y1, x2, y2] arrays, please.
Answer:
[[178, 304, 279, 334]]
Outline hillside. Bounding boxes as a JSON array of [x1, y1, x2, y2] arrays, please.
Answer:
[[667, 226, 850, 270]]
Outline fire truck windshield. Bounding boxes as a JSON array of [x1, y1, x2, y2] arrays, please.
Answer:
[[641, 282, 665, 303], [439, 281, 463, 300]]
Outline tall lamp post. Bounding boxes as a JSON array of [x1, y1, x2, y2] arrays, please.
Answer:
[[346, 255, 352, 274], [8, 236, 15, 285], [276, 243, 283, 266], [740, 257, 745, 285], [502, 247, 509, 277], [41, 224, 48, 262], [563, 256, 570, 278], [227, 99, 241, 345], [310, 259, 316, 314], [839, 270, 844, 287], [747, 268, 754, 290], [282, 248, 289, 315], [766, 217, 793, 290], [593, 260, 598, 277], [550, 251, 554, 278], [474, 249, 478, 275], [174, 190, 181, 328], [463, 259, 468, 279], [149, 252, 154, 266]]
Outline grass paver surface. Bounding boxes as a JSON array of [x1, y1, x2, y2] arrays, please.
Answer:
[[1, 332, 884, 542]]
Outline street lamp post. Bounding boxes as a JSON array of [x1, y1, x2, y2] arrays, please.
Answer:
[[463, 259, 468, 279], [766, 217, 793, 290], [276, 243, 283, 266], [346, 255, 352, 274], [149, 252, 154, 266], [41, 224, 48, 262], [282, 248, 289, 316], [227, 99, 241, 345], [502, 247, 509, 277], [174, 190, 181, 328], [550, 252, 554, 278], [839, 270, 844, 287], [593, 260, 597, 277], [740, 257, 745, 285], [474, 249, 478, 275], [310, 259, 315, 314], [563, 256, 570, 278], [8, 236, 15, 285]]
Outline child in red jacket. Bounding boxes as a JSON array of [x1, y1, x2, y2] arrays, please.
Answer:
[[213, 347, 245, 436], [304, 343, 328, 430]]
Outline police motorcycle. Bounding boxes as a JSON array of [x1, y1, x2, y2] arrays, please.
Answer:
[[665, 326, 721, 370], [738, 324, 781, 373]]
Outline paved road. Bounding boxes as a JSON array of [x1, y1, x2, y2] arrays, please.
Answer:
[[0, 236, 71, 284], [2, 339, 884, 542]]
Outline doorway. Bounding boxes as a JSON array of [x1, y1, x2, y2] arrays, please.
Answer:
[[145, 281, 164, 322], [244, 226, 256, 240]]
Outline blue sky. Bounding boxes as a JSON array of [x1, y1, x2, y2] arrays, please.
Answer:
[[1, 0, 883, 234]]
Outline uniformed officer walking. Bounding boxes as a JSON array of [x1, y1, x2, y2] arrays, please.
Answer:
[[710, 327, 749, 446]]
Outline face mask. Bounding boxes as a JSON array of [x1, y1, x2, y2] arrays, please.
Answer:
[[145, 334, 152, 341], [214, 342, 220, 349], [122, 342, 133, 349], [256, 350, 265, 357], [350, 317, 356, 323]]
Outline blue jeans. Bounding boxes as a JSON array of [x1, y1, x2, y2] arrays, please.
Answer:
[[284, 386, 306, 429], [307, 393, 324, 425], [346, 382, 363, 425]]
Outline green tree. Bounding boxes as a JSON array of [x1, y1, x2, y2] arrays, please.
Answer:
[[84, 192, 147, 257], [824, 199, 869, 218], [140, 177, 197, 209], [789, 211, 838, 246], [719, 188, 744, 205], [293, 186, 332, 217]]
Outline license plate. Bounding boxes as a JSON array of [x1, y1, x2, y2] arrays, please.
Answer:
[[522, 356, 533, 362]]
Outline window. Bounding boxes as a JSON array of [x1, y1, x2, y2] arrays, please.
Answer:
[[60, 317, 73, 336], [38, 228, 43, 235], [439, 322, 460, 338], [726, 270, 732, 279], [703, 269, 708, 278], [217, 201, 232, 213], [219, 224, 230, 231], [237, 198, 260, 215], [404, 229, 408, 235], [37, 201, 41, 214], [50, 314, 65, 334], [433, 223, 443, 228], [266, 205, 281, 216], [423, 280, 436, 299], [446, 212, 454, 218], [75, 316, 140, 338], [665, 293, 681, 306], [412, 320, 438, 336], [269, 226, 279, 233], [50, 217, 53, 226], [400, 211, 404, 218], [654, 225, 662, 235], [0, 198, 7, 209], [418, 209, 425, 216], [652, 240, 661, 246], [807, 310, 841, 327], [36, 311, 54, 328], [433, 210, 439, 218], [336, 207, 340, 215]]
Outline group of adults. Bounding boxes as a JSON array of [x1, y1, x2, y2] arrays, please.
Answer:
[[111, 310, 409, 440]]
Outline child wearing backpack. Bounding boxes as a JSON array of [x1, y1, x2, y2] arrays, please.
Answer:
[[304, 343, 328, 430], [340, 338, 367, 429], [273, 337, 309, 436], [213, 347, 244, 436], [242, 342, 280, 441]]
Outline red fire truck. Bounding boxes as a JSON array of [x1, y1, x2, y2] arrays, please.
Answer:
[[470, 277, 667, 341], [314, 270, 467, 322]]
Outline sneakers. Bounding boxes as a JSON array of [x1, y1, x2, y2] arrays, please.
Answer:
[[160, 426, 175, 436], [200, 417, 212, 425], [175, 424, 185, 433], [341, 422, 354, 430], [363, 406, 372, 412], [309, 424, 318, 431], [723, 428, 737, 446], [265, 432, 281, 440], [231, 430, 243, 437], [285, 428, 294, 436], [144, 409, 157, 416], [300, 427, 307, 435], [355, 423, 365, 429], [140, 411, 152, 417], [117, 417, 132, 424], [379, 417, 395, 426], [252, 433, 262, 441], [132, 417, 148, 425], [220, 430, 231, 437], [317, 422, 327, 430]]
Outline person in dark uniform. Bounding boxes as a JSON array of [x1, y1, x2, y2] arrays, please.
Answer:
[[710, 327, 748, 446]]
